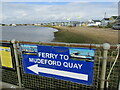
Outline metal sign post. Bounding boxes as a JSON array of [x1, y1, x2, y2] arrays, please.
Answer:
[[100, 43, 110, 90], [11, 40, 22, 88]]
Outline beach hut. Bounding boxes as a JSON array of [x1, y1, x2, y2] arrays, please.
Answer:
[[101, 18, 110, 26], [87, 20, 101, 26], [109, 16, 118, 24]]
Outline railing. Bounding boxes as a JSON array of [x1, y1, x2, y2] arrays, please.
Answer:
[[0, 40, 120, 90]]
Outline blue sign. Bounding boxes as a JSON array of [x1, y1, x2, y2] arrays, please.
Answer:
[[21, 45, 95, 85]]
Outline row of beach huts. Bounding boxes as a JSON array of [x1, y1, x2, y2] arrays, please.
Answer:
[[1, 16, 120, 27], [46, 16, 120, 27]]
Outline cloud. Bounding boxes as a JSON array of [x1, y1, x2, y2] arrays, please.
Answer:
[[2, 2, 118, 24], [2, 0, 120, 2]]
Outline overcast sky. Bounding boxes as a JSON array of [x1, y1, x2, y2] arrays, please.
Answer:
[[2, 2, 118, 24]]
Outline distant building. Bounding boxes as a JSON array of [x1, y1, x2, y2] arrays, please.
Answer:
[[81, 22, 87, 26], [49, 21, 81, 27], [87, 20, 101, 26], [11, 24, 16, 26], [41, 23, 48, 25], [116, 16, 120, 23], [109, 16, 118, 24], [50, 22, 55, 26], [69, 21, 81, 27], [34, 24, 41, 26], [115, 16, 120, 24], [101, 18, 110, 26]]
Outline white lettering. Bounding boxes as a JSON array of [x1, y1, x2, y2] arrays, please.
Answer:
[[60, 54, 64, 60], [78, 64, 83, 69], [64, 55, 69, 60], [52, 60, 57, 65], [46, 53, 50, 58], [74, 63, 78, 69], [38, 52, 58, 59], [63, 62, 68, 67], [29, 58, 34, 62], [54, 54, 58, 59], [48, 60, 53, 65], [42, 53, 45, 58], [29, 58, 82, 69], [38, 52, 41, 57], [63, 62, 83, 69], [57, 61, 61, 66]]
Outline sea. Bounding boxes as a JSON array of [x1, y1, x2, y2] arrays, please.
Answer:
[[1, 26, 58, 42]]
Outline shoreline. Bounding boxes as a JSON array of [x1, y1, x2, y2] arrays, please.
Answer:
[[47, 26, 118, 44]]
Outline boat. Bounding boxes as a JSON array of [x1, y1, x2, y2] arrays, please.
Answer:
[[70, 52, 93, 60]]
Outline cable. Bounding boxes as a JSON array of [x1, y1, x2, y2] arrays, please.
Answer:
[[106, 45, 120, 88]]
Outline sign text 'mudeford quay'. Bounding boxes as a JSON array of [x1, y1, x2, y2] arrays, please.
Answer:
[[21, 44, 95, 85]]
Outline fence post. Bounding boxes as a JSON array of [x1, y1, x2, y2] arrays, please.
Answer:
[[100, 43, 110, 90], [11, 39, 22, 88]]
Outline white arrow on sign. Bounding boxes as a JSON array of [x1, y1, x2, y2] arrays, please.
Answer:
[[27, 64, 88, 81]]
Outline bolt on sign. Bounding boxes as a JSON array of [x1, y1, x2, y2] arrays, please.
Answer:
[[0, 43, 15, 69], [21, 44, 96, 85]]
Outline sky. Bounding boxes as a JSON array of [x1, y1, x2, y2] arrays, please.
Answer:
[[1, 2, 119, 24]]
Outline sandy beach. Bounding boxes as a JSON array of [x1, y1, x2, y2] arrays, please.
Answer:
[[52, 26, 118, 44]]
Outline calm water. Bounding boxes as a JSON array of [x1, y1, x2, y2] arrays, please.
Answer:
[[1, 26, 58, 42]]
